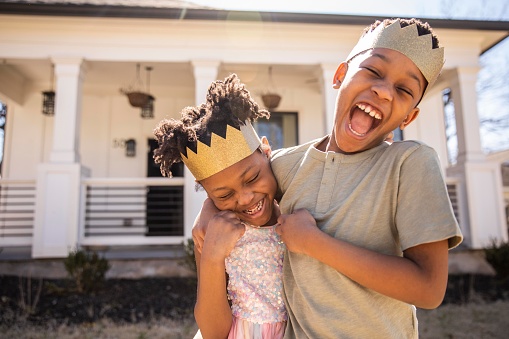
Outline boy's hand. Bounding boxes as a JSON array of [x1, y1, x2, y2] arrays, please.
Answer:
[[275, 208, 321, 255], [192, 198, 220, 253]]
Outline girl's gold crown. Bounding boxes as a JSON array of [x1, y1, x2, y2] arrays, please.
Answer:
[[347, 19, 444, 96], [181, 121, 261, 181]]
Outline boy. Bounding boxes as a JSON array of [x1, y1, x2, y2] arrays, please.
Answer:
[[272, 18, 463, 338]]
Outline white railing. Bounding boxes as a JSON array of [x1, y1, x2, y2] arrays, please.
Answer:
[[0, 179, 36, 247], [80, 177, 187, 247], [0, 176, 466, 251], [445, 177, 462, 226]]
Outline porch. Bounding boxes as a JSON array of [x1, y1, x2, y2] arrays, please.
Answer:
[[0, 176, 464, 260]]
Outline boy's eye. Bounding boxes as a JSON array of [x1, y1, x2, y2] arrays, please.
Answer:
[[398, 87, 414, 98], [365, 67, 380, 77]]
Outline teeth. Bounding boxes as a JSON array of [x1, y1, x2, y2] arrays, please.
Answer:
[[357, 104, 381, 120], [244, 200, 263, 215], [349, 123, 366, 136]]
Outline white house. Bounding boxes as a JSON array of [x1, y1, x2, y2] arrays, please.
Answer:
[[0, 1, 507, 259]]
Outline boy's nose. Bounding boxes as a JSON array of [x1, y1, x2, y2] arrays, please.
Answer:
[[372, 83, 393, 102]]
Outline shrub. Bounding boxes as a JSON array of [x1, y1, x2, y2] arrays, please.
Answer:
[[64, 248, 111, 293], [181, 238, 197, 273], [484, 240, 509, 282]]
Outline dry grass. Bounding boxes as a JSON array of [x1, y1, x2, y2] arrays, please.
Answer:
[[418, 300, 509, 339], [2, 301, 509, 338], [0, 314, 199, 339]]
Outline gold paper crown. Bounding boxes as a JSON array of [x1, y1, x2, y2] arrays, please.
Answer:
[[347, 19, 444, 95], [181, 121, 261, 181]]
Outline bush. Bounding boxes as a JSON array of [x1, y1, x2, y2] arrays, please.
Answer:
[[64, 248, 111, 293], [484, 240, 509, 282], [181, 238, 197, 273]]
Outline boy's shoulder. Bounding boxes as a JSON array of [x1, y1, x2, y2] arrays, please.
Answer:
[[271, 138, 319, 164]]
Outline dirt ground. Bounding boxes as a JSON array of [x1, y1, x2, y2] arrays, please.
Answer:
[[1, 274, 508, 338]]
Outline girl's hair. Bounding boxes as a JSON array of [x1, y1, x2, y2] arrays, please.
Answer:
[[153, 73, 270, 177]]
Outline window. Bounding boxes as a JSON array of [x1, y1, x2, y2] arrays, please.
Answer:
[[442, 88, 458, 165], [254, 112, 298, 150]]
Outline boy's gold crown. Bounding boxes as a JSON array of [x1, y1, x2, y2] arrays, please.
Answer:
[[347, 19, 444, 95], [181, 121, 261, 181]]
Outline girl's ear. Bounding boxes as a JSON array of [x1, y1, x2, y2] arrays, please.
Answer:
[[260, 136, 272, 158]]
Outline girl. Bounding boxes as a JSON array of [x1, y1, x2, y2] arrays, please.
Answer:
[[153, 74, 287, 339]]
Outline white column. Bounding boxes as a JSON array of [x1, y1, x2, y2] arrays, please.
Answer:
[[447, 67, 507, 248], [320, 63, 338, 135], [404, 87, 449, 173], [182, 61, 220, 239], [32, 57, 90, 258], [50, 58, 86, 163]]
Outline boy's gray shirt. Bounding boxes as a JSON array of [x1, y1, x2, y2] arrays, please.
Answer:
[[271, 137, 462, 339]]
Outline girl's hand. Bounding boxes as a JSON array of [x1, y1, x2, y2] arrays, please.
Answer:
[[201, 210, 245, 263]]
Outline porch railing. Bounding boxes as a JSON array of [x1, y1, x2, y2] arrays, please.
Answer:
[[80, 177, 187, 247], [0, 177, 466, 250], [0, 179, 36, 247]]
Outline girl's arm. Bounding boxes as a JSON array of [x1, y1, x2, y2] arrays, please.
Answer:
[[194, 211, 245, 338], [276, 209, 448, 309]]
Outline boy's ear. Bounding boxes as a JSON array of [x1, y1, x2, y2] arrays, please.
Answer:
[[399, 108, 420, 130], [260, 136, 272, 158], [333, 62, 348, 89]]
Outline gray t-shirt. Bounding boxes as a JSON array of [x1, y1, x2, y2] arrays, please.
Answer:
[[271, 137, 463, 339]]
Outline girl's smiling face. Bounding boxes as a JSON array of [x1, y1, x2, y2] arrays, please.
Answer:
[[199, 147, 278, 227]]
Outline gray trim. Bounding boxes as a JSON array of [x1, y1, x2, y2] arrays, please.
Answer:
[[1, 3, 509, 31]]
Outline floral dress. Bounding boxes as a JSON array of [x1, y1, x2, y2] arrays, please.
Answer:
[[225, 223, 287, 339]]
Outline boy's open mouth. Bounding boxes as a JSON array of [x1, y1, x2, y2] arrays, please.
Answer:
[[349, 103, 382, 136], [243, 199, 263, 215]]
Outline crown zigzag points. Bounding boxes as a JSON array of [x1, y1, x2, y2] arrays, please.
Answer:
[[347, 19, 444, 94], [181, 122, 261, 181]]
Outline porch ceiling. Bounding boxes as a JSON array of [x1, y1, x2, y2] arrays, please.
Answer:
[[1, 59, 321, 90]]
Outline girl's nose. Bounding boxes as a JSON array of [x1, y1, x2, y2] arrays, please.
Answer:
[[238, 189, 254, 206]]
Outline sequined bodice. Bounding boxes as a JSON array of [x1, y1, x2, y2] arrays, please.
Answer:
[[225, 225, 287, 324]]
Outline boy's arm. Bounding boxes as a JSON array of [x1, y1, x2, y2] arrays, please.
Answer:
[[192, 198, 220, 254], [276, 209, 448, 309]]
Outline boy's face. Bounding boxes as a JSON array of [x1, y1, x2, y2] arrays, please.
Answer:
[[329, 48, 426, 154], [200, 148, 277, 227]]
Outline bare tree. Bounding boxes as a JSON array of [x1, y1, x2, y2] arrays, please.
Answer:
[[440, 0, 509, 153]]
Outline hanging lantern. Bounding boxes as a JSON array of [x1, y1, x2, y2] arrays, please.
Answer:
[[141, 95, 155, 119], [42, 90, 56, 116], [42, 64, 55, 116], [140, 66, 155, 119]]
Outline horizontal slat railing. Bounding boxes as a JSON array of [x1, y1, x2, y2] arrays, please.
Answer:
[[445, 177, 461, 226], [0, 179, 36, 247], [80, 177, 186, 247]]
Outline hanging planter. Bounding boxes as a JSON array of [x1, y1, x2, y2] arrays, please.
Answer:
[[125, 91, 151, 108], [261, 93, 281, 110], [260, 66, 282, 111], [120, 63, 154, 109]]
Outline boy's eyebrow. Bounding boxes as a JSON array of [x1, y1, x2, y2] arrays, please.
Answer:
[[210, 167, 252, 192], [372, 52, 423, 92]]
